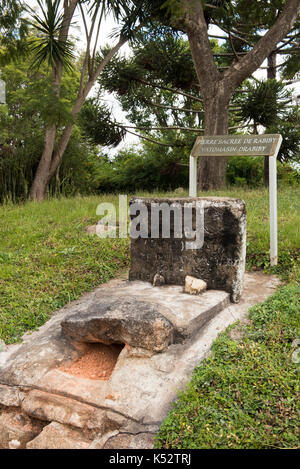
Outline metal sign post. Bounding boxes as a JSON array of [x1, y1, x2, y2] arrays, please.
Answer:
[[189, 134, 282, 266]]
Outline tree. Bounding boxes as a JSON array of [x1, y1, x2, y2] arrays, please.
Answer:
[[26, 0, 143, 201], [0, 51, 110, 201], [99, 29, 246, 149], [0, 0, 28, 65], [147, 0, 300, 190]]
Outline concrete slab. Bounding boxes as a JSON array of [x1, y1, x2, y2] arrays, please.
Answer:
[[110, 282, 230, 337], [0, 271, 280, 449]]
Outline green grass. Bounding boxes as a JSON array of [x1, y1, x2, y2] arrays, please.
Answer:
[[0, 186, 299, 344], [155, 280, 300, 449], [0, 195, 129, 343], [0, 186, 299, 448]]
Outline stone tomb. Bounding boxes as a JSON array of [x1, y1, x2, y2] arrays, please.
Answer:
[[129, 197, 246, 302], [0, 197, 255, 449]]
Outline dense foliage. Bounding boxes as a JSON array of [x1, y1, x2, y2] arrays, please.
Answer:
[[0, 54, 118, 201]]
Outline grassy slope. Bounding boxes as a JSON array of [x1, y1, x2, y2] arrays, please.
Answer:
[[0, 187, 299, 343]]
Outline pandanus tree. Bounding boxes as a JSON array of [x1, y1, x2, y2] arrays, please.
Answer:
[[27, 0, 143, 201]]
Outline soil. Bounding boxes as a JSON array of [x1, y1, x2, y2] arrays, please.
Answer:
[[59, 343, 124, 380]]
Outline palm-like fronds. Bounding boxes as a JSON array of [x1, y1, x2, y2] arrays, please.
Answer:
[[27, 0, 75, 70]]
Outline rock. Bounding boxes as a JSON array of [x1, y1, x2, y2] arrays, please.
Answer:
[[26, 422, 91, 449], [96, 224, 117, 237], [153, 273, 165, 287], [8, 439, 21, 449], [0, 409, 43, 449], [174, 187, 185, 195], [129, 197, 246, 303], [61, 297, 175, 353], [89, 430, 119, 449], [85, 225, 97, 234], [185, 276, 207, 295], [0, 340, 6, 352], [103, 432, 155, 449], [22, 390, 106, 431], [0, 384, 21, 407], [0, 271, 280, 449]]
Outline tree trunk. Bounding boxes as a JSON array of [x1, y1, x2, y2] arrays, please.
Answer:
[[181, 0, 299, 191], [197, 93, 231, 191], [264, 50, 277, 186], [28, 125, 57, 201], [28, 27, 128, 201]]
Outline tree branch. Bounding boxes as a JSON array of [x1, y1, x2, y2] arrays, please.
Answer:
[[119, 124, 205, 132], [124, 129, 186, 148], [133, 77, 203, 103]]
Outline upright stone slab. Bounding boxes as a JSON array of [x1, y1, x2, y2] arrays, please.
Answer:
[[129, 197, 246, 302]]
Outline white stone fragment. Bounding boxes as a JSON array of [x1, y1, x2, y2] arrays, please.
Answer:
[[9, 440, 21, 449], [185, 276, 207, 295]]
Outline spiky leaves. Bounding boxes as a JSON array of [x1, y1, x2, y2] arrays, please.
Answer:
[[27, 0, 75, 71]]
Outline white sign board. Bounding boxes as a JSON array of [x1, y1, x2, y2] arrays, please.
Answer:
[[189, 134, 282, 266]]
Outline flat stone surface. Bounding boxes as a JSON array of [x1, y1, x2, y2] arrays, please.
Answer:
[[61, 284, 230, 350], [109, 282, 230, 338], [22, 390, 106, 430], [26, 422, 91, 449], [0, 272, 280, 449], [61, 298, 175, 352], [129, 197, 246, 302]]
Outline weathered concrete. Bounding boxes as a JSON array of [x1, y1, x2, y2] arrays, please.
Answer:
[[22, 390, 106, 431], [0, 272, 280, 449], [61, 298, 175, 353], [26, 422, 92, 449], [129, 197, 246, 302], [0, 409, 44, 449], [61, 286, 230, 351]]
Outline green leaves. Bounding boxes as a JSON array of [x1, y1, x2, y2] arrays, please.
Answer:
[[238, 79, 292, 127], [79, 97, 126, 147], [27, 0, 75, 70]]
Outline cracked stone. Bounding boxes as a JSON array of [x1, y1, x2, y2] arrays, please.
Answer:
[[61, 297, 175, 352], [0, 409, 44, 449], [26, 422, 92, 449], [22, 390, 106, 430], [129, 197, 246, 302]]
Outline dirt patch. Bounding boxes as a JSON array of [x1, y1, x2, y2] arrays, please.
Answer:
[[58, 343, 124, 380]]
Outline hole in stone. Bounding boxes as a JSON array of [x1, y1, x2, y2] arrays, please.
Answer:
[[58, 343, 124, 380]]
